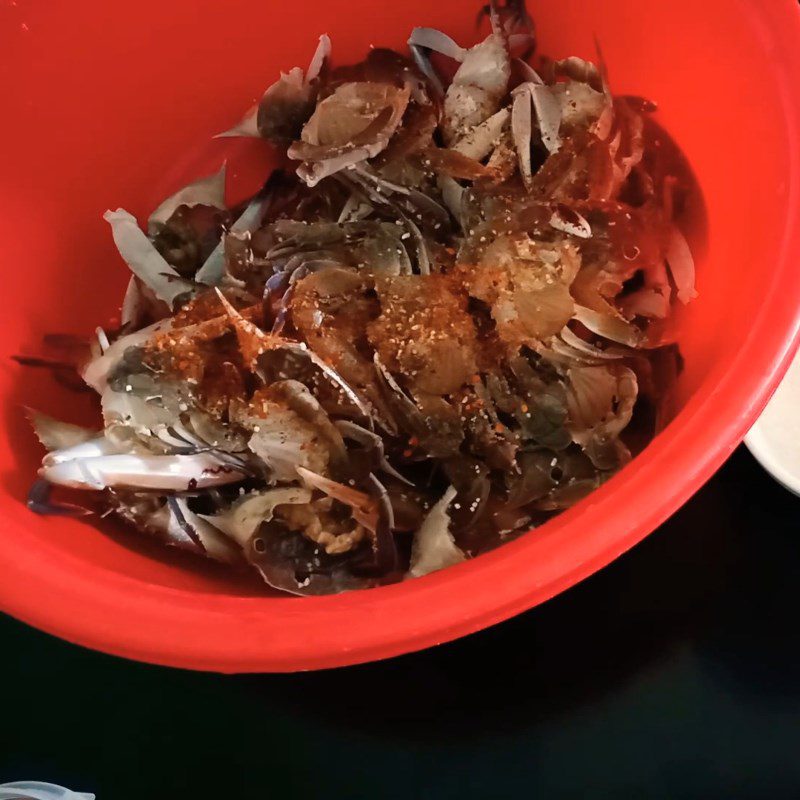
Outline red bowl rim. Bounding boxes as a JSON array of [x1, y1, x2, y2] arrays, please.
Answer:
[[3, 2, 800, 672]]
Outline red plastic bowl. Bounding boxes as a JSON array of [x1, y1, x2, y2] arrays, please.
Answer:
[[1, 0, 800, 673]]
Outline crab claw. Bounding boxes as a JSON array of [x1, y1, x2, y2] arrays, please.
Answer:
[[42, 436, 122, 467], [407, 28, 467, 61], [215, 288, 284, 369], [41, 453, 246, 491], [511, 81, 562, 166], [296, 466, 379, 532]]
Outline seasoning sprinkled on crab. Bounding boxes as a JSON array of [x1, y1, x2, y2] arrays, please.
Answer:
[[23, 0, 696, 594]]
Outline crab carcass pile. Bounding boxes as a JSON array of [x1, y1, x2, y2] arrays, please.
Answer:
[[28, 0, 695, 594]]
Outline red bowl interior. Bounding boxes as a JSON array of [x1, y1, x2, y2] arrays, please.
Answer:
[[2, 0, 800, 672]]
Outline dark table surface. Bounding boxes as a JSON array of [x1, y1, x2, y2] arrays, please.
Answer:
[[2, 446, 799, 799]]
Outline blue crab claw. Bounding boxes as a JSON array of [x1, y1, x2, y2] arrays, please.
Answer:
[[40, 453, 246, 491]]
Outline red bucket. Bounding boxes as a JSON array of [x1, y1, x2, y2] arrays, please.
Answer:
[[1, 0, 800, 671]]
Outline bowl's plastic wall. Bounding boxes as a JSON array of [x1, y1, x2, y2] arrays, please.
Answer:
[[1, 0, 800, 671]]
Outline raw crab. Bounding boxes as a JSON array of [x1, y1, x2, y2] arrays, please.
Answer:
[[24, 0, 695, 595]]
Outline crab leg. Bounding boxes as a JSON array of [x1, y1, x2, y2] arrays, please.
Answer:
[[41, 453, 246, 491], [42, 436, 122, 467]]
